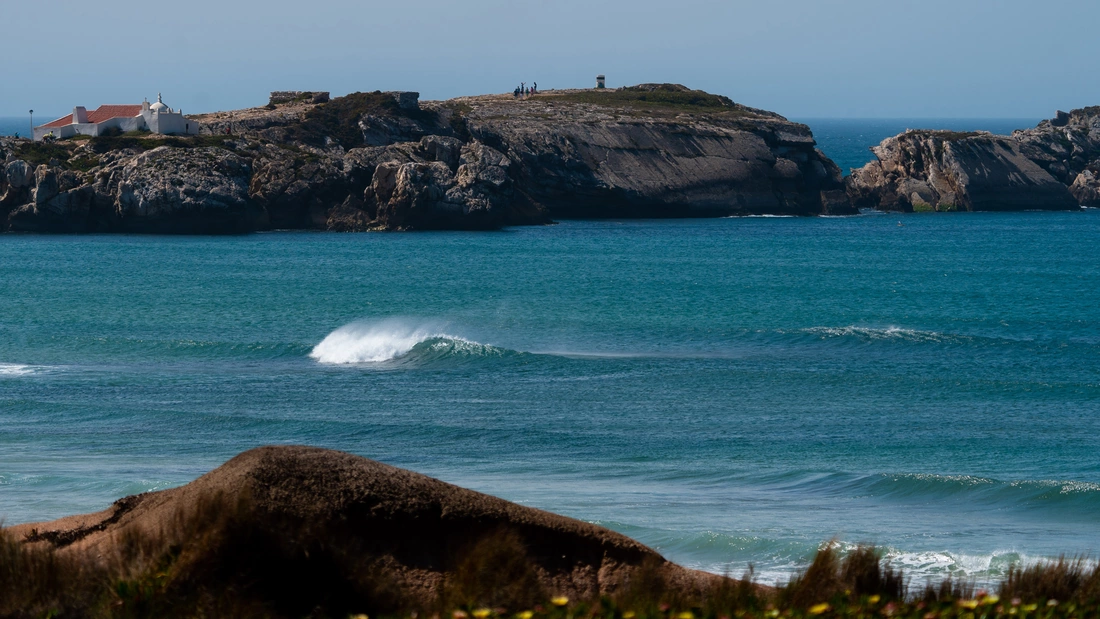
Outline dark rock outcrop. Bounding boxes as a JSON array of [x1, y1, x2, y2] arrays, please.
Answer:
[[7, 446, 724, 610], [109, 146, 257, 233], [1070, 167, 1100, 206], [847, 107, 1100, 212]]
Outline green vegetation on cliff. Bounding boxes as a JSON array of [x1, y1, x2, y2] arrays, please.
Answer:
[[550, 84, 735, 109]]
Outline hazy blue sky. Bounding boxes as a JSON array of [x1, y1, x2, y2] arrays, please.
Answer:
[[3, 0, 1097, 119]]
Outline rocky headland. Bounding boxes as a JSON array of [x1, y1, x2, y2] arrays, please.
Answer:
[[0, 85, 850, 233], [846, 107, 1100, 212]]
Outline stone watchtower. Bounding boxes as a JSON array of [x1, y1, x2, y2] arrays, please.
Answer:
[[596, 75, 606, 89]]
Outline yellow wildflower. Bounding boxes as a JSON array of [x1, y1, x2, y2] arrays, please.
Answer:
[[518, 612, 534, 619], [957, 600, 979, 609], [808, 602, 830, 615], [982, 594, 1000, 605], [677, 612, 694, 619], [473, 610, 492, 619], [351, 615, 369, 619], [551, 597, 569, 607], [622, 613, 636, 619], [868, 595, 881, 605], [1021, 603, 1038, 612]]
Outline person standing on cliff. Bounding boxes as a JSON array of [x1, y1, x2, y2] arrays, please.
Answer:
[[533, 82, 537, 94]]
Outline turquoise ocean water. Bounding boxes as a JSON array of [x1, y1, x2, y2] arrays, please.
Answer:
[[2, 210, 1099, 585], [0, 116, 53, 140]]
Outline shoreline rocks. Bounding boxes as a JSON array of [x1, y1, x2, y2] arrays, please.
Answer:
[[846, 107, 1100, 212]]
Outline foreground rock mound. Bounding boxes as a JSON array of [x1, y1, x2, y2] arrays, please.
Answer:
[[847, 107, 1100, 212], [7, 446, 723, 616], [0, 86, 851, 233]]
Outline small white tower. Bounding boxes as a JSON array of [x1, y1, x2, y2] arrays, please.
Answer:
[[150, 93, 168, 113], [596, 75, 606, 89]]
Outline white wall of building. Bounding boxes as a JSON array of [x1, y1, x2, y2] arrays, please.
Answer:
[[143, 109, 199, 136], [33, 96, 202, 141]]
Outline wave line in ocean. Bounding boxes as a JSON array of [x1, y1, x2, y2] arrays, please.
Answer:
[[309, 319, 512, 365]]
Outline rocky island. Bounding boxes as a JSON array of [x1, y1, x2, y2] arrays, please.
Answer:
[[846, 106, 1100, 212], [0, 85, 850, 233]]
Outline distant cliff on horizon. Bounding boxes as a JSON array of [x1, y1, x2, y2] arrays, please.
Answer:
[[0, 85, 850, 233]]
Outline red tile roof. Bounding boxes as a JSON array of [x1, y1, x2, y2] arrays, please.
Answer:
[[41, 104, 143, 128]]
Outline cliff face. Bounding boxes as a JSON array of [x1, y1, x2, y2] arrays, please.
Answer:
[[0, 86, 850, 233], [847, 107, 1100, 212], [459, 86, 848, 217]]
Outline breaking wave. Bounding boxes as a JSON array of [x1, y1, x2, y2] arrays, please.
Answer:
[[309, 320, 514, 365], [0, 363, 50, 377]]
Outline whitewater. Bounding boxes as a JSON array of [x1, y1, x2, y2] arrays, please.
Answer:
[[2, 212, 1100, 587]]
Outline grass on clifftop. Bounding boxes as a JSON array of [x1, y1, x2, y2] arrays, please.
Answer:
[[546, 85, 771, 117], [907, 130, 985, 142], [14, 141, 73, 167]]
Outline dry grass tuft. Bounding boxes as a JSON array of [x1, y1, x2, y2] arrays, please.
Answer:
[[917, 575, 976, 604], [1, 490, 411, 618], [443, 528, 546, 611], [0, 527, 112, 618], [782, 543, 905, 608], [999, 556, 1100, 604]]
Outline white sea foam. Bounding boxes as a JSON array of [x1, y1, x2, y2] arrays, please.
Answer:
[[882, 548, 1098, 585], [802, 325, 960, 344], [309, 320, 474, 364], [686, 540, 1093, 587], [0, 363, 41, 377], [1010, 479, 1100, 495]]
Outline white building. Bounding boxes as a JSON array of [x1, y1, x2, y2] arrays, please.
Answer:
[[33, 94, 200, 141]]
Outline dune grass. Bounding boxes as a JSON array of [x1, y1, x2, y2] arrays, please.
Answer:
[[3, 500, 1100, 618]]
